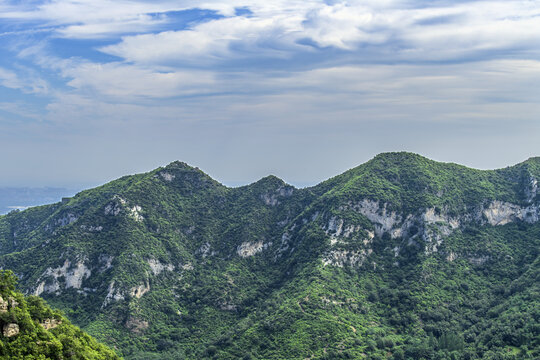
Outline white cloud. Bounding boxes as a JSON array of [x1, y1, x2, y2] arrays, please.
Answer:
[[39, 58, 540, 126], [92, 0, 540, 69], [401, 2, 540, 60], [5, 0, 540, 108], [0, 0, 188, 38], [1, 0, 539, 67], [61, 62, 215, 99], [100, 14, 306, 64], [302, 3, 391, 49], [0, 66, 49, 94], [56, 14, 166, 39], [0, 67, 24, 90]]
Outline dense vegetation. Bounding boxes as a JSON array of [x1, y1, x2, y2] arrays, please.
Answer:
[[0, 270, 120, 359], [0, 152, 538, 359]]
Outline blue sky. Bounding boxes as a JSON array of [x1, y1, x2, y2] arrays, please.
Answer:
[[0, 0, 539, 188]]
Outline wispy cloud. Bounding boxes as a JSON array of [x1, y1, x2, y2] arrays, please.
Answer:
[[0, 0, 538, 186], [0, 66, 49, 94]]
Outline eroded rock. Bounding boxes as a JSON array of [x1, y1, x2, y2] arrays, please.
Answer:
[[129, 205, 144, 222], [483, 201, 539, 225], [8, 297, 18, 309], [237, 240, 271, 257], [40, 318, 61, 330], [102, 281, 125, 308], [3, 323, 19, 337], [130, 282, 150, 299], [322, 249, 371, 268], [160, 172, 175, 182], [147, 259, 175, 275], [34, 259, 91, 296], [0, 296, 8, 313]]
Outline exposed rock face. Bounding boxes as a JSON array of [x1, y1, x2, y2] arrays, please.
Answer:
[[322, 249, 371, 268], [447, 252, 458, 262], [102, 281, 125, 308], [276, 232, 292, 257], [130, 282, 150, 299], [0, 296, 7, 313], [44, 212, 80, 233], [34, 279, 60, 296], [197, 242, 214, 257], [322, 197, 540, 266], [40, 318, 61, 330], [483, 201, 539, 225], [55, 213, 79, 227], [129, 205, 144, 222], [103, 279, 151, 305], [181, 263, 194, 271], [147, 259, 175, 275], [326, 217, 344, 237], [98, 255, 114, 272], [80, 225, 103, 232], [325, 217, 365, 245], [34, 259, 91, 296], [160, 172, 175, 182], [261, 194, 280, 206], [104, 196, 126, 216], [237, 240, 271, 257], [526, 177, 538, 203], [3, 323, 19, 337], [344, 200, 401, 238], [8, 297, 18, 309], [261, 186, 294, 206], [422, 208, 461, 229], [328, 202, 465, 257]]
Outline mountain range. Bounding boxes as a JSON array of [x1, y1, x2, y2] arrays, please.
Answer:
[[0, 152, 538, 359]]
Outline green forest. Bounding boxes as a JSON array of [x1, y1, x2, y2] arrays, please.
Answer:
[[0, 270, 119, 359], [0, 152, 538, 359]]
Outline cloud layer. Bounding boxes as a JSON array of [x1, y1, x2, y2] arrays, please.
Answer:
[[0, 0, 539, 186]]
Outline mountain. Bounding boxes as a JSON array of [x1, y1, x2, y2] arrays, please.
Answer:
[[0, 270, 120, 358], [0, 152, 538, 359]]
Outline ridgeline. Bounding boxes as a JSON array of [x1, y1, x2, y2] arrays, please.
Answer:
[[0, 153, 538, 359]]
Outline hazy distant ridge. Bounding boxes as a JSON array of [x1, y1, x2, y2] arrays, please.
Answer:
[[0, 187, 78, 214]]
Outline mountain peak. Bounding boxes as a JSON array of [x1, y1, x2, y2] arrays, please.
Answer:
[[242, 175, 291, 191], [164, 160, 196, 170], [258, 174, 286, 185], [369, 151, 431, 165]]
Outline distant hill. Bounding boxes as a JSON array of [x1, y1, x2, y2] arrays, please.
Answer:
[[0, 153, 538, 359], [0, 187, 79, 215]]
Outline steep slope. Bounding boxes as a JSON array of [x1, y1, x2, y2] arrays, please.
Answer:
[[0, 153, 538, 359], [0, 270, 120, 359]]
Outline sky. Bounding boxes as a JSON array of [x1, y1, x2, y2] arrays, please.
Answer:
[[0, 0, 539, 189]]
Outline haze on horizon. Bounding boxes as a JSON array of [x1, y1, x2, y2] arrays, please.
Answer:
[[0, 0, 539, 189]]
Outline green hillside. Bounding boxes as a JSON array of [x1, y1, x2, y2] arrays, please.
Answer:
[[0, 153, 538, 359], [0, 270, 120, 359]]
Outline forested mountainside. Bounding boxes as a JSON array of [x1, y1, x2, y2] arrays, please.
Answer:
[[0, 152, 538, 359], [0, 270, 119, 359]]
